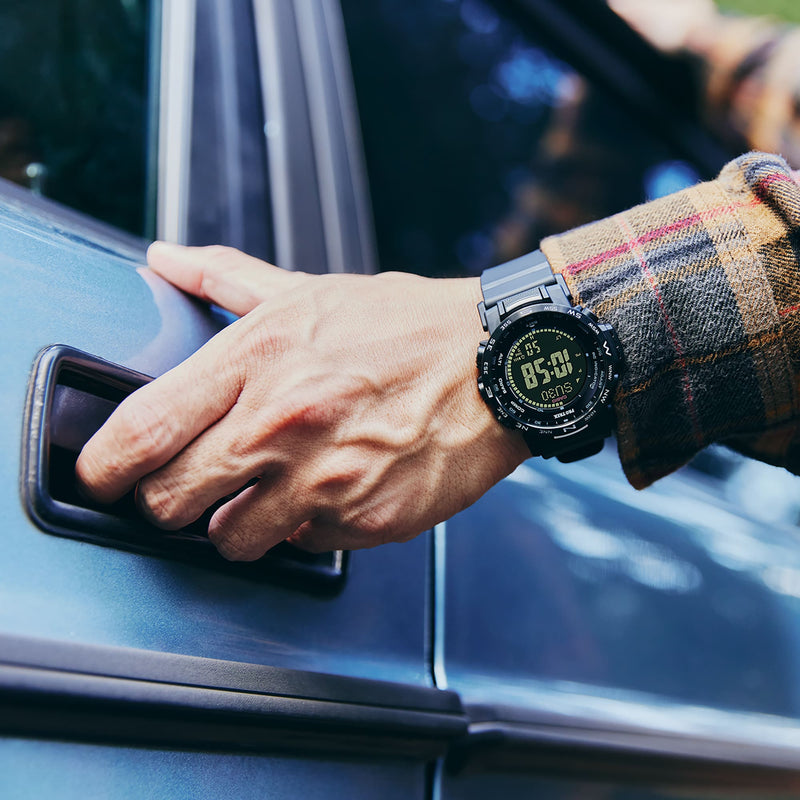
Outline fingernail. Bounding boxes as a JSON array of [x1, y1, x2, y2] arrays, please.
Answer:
[[147, 240, 186, 261]]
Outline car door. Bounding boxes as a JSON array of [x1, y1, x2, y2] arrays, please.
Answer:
[[0, 1, 463, 797], [339, 0, 800, 797]]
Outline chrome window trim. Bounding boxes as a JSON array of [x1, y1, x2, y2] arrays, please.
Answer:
[[252, 0, 297, 269], [252, 0, 376, 274], [157, 0, 197, 243], [318, 0, 377, 275], [211, 0, 247, 249], [294, 0, 347, 273], [432, 522, 449, 692], [295, 0, 376, 274]]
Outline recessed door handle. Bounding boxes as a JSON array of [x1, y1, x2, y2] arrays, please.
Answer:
[[23, 345, 347, 593]]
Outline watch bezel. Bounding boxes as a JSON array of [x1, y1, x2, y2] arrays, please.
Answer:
[[478, 303, 620, 436]]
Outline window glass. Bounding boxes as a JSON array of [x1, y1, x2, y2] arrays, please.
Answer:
[[340, 0, 700, 277], [0, 0, 152, 234]]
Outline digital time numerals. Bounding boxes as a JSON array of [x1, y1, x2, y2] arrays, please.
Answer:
[[506, 328, 588, 409], [519, 348, 573, 389]]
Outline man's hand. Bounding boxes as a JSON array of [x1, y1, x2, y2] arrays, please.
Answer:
[[76, 243, 529, 560]]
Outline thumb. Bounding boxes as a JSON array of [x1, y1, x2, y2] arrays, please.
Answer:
[[147, 242, 308, 316]]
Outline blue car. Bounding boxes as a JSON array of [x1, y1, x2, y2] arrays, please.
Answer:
[[3, 1, 800, 797]]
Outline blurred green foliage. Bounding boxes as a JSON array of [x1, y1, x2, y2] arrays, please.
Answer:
[[719, 0, 800, 24]]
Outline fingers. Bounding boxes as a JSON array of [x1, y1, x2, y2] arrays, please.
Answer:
[[286, 520, 364, 554], [76, 325, 246, 504], [134, 407, 269, 530], [209, 480, 314, 561], [147, 242, 307, 316], [79, 242, 303, 510]]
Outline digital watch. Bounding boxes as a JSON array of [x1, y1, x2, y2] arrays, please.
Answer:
[[476, 249, 623, 462]]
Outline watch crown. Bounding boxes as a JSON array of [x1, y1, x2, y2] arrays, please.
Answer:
[[477, 378, 494, 400]]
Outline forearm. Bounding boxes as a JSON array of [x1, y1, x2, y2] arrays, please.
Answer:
[[542, 151, 800, 487]]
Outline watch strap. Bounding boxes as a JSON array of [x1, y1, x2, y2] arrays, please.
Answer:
[[524, 422, 609, 462], [478, 250, 572, 334]]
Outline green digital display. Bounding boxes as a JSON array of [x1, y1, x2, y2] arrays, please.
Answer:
[[505, 328, 587, 409]]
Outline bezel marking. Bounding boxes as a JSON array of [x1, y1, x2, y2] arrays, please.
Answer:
[[478, 304, 621, 435]]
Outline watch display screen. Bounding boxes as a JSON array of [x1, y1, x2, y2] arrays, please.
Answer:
[[505, 328, 587, 409]]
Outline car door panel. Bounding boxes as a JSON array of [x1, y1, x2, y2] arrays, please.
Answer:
[[0, 738, 427, 800], [0, 180, 431, 679], [0, 1, 460, 792], [436, 450, 800, 790], [338, 0, 800, 793], [0, 181, 464, 793]]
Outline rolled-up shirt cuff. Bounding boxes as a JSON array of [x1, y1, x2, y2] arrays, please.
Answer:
[[541, 152, 800, 488]]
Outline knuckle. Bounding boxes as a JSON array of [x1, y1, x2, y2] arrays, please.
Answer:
[[217, 424, 261, 465], [290, 399, 332, 431], [138, 475, 188, 529], [198, 245, 243, 297], [346, 504, 398, 544], [74, 448, 113, 501], [246, 321, 293, 366], [78, 402, 175, 502], [258, 398, 331, 440], [309, 455, 370, 504], [115, 397, 175, 463], [208, 516, 264, 562]]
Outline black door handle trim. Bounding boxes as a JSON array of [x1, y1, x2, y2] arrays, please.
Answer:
[[22, 345, 348, 593]]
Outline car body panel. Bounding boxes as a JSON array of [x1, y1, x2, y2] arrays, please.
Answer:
[[0, 738, 427, 800], [442, 447, 800, 717], [0, 183, 430, 686]]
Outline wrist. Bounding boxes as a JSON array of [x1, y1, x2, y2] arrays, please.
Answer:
[[453, 276, 532, 475]]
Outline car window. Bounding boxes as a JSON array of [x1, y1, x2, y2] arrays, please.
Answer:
[[0, 0, 153, 235], [340, 0, 701, 278]]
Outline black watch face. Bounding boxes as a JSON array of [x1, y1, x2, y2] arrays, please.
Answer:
[[479, 306, 619, 433], [506, 327, 587, 409]]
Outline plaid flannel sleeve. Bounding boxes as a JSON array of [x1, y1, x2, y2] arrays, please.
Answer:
[[540, 151, 800, 489]]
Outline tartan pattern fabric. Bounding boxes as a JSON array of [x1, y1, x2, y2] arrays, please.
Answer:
[[541, 152, 800, 488]]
